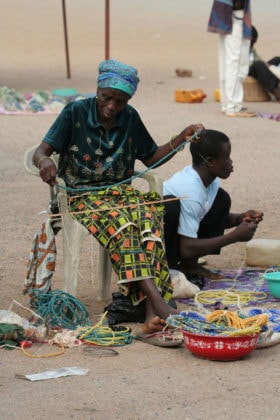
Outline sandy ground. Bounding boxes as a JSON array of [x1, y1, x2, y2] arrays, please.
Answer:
[[1, 1, 280, 419]]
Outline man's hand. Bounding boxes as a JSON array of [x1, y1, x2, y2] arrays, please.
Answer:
[[232, 221, 259, 242], [239, 210, 263, 224]]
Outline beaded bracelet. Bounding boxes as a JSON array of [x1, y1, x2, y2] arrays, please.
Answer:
[[37, 156, 55, 169], [169, 135, 178, 151]]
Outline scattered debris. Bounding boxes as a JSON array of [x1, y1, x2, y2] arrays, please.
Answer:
[[175, 68, 193, 77], [15, 367, 89, 381]]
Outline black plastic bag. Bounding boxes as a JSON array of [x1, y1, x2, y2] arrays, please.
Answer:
[[104, 292, 177, 327], [104, 292, 146, 326]]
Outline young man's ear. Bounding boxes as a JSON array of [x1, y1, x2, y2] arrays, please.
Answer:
[[206, 157, 214, 166]]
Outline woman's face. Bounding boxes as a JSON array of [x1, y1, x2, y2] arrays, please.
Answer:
[[96, 88, 130, 126]]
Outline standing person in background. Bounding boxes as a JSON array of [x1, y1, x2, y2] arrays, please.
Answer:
[[208, 0, 255, 117], [249, 26, 280, 102]]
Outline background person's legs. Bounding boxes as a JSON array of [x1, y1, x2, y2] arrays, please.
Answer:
[[268, 57, 280, 67], [223, 11, 250, 114], [249, 60, 279, 93]]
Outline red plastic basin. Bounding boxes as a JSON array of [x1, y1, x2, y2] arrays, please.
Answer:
[[182, 330, 259, 361]]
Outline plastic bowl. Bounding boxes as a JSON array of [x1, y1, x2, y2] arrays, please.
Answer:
[[263, 271, 280, 298], [52, 88, 77, 100], [181, 330, 259, 361]]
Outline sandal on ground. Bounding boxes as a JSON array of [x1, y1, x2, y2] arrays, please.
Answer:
[[225, 110, 256, 117], [135, 331, 183, 348]]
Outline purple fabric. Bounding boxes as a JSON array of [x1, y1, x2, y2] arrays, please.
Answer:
[[178, 268, 279, 307], [257, 112, 280, 122]]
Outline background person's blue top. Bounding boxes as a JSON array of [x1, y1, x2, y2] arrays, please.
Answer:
[[207, 0, 252, 39]]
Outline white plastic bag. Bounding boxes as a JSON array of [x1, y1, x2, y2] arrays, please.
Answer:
[[16, 367, 89, 381], [169, 269, 200, 299]]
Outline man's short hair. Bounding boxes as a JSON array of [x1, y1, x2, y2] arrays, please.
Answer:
[[190, 129, 230, 165]]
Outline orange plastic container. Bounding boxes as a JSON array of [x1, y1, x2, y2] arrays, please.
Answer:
[[175, 89, 206, 103], [214, 88, 220, 102]]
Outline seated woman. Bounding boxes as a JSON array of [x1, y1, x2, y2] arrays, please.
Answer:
[[32, 59, 203, 334]]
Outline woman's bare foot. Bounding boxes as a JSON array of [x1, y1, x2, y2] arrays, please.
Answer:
[[142, 316, 167, 334], [138, 277, 179, 334]]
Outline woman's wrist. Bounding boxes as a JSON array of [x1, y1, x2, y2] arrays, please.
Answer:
[[169, 134, 185, 152], [169, 135, 177, 151], [37, 156, 55, 169]]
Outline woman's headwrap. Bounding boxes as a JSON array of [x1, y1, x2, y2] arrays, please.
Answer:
[[97, 59, 140, 97]]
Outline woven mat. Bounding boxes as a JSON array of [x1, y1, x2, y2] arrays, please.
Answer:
[[0, 86, 90, 115], [179, 268, 279, 307]]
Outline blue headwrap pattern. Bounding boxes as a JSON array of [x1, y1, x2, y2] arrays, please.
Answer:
[[97, 59, 140, 97]]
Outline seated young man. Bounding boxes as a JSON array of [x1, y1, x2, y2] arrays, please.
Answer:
[[163, 129, 263, 288]]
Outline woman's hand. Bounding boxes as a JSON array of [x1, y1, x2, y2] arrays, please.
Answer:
[[33, 143, 57, 186], [38, 158, 57, 187], [182, 123, 205, 143]]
